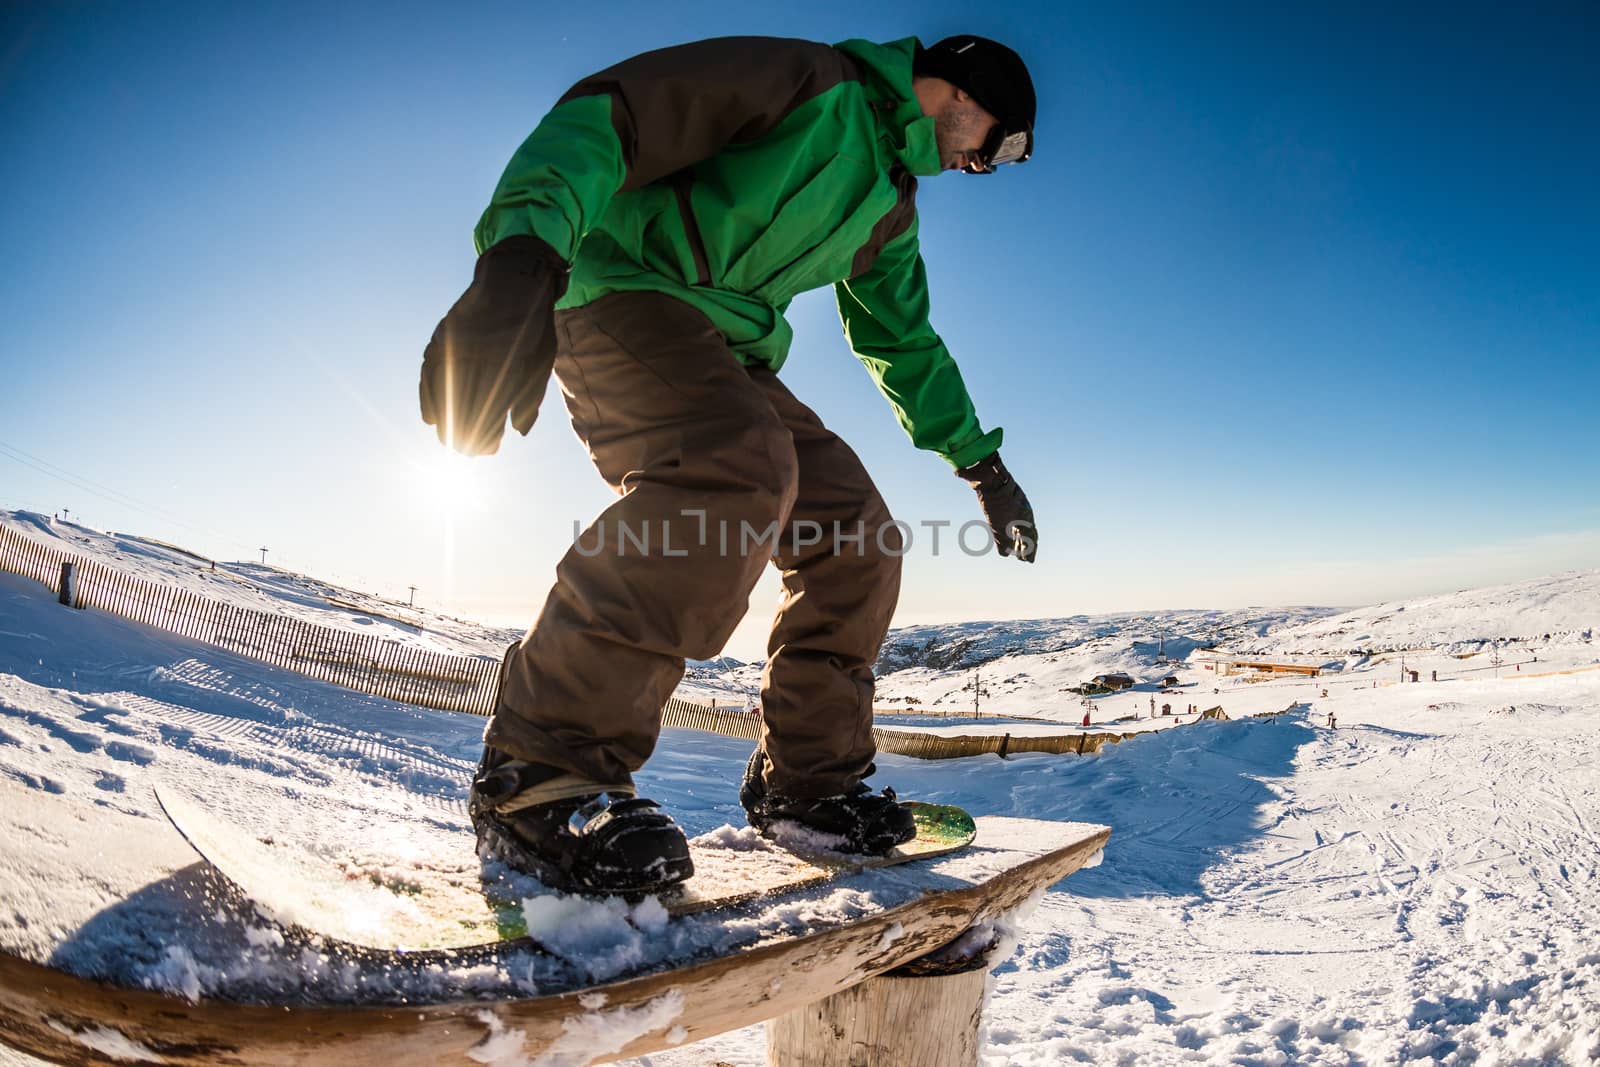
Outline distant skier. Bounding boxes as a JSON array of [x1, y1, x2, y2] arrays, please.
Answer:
[[1327, 710, 1337, 729], [420, 35, 1039, 894]]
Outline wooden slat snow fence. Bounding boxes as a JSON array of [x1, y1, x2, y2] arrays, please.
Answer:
[[0, 522, 500, 715], [1, 519, 1251, 759]]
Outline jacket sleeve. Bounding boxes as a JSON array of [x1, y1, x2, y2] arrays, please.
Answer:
[[835, 215, 1004, 469], [474, 37, 857, 259]]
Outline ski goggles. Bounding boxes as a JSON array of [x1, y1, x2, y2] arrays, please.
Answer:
[[964, 125, 1033, 174]]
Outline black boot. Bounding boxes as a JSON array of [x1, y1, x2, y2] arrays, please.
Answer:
[[739, 749, 916, 855], [470, 746, 694, 895]]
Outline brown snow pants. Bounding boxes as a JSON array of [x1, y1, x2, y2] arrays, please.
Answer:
[[485, 291, 903, 799]]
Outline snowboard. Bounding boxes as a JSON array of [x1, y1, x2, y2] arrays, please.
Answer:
[[154, 786, 975, 954]]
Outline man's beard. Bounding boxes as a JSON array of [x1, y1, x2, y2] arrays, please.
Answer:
[[935, 105, 989, 169]]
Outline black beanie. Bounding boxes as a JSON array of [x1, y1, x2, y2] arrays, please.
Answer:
[[914, 35, 1036, 135]]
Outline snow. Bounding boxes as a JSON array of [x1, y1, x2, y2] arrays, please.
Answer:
[[518, 895, 671, 984], [533, 991, 685, 1067], [2, 513, 1599, 1064], [1238, 570, 1599, 655], [0, 510, 747, 708], [42, 1023, 164, 1064], [468, 1010, 532, 1067]]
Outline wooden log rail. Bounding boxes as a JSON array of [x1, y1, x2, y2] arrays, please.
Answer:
[[0, 818, 1111, 1067]]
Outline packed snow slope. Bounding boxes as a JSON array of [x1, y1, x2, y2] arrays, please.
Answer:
[[2, 522, 1598, 1064]]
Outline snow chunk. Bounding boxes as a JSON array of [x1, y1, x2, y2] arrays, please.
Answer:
[[47, 1021, 166, 1063], [628, 894, 669, 934], [468, 1010, 527, 1066], [533, 990, 685, 1067], [243, 923, 285, 949], [691, 823, 766, 850], [762, 819, 851, 854], [142, 945, 206, 1002], [519, 893, 654, 981]]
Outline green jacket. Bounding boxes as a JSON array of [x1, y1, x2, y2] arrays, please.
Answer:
[[475, 36, 1002, 468]]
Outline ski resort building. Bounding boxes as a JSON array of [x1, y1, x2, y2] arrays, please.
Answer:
[[1195, 654, 1335, 678], [1089, 673, 1136, 691]]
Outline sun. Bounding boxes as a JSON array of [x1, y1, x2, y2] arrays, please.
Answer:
[[409, 450, 485, 513]]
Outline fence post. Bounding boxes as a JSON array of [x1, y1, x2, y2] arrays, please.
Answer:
[[57, 562, 77, 607]]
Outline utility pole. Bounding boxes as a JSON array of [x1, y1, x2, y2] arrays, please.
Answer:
[[1492, 640, 1502, 678], [260, 546, 269, 565], [408, 585, 418, 608], [967, 668, 989, 716]]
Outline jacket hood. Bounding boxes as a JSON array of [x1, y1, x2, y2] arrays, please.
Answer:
[[833, 37, 941, 177]]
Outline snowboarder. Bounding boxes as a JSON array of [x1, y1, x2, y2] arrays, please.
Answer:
[[420, 35, 1039, 895]]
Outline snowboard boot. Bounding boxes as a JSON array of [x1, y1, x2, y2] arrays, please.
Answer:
[[739, 749, 916, 855], [469, 746, 694, 896]]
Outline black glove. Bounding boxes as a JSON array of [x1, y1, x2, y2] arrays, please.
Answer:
[[419, 234, 569, 456], [957, 451, 1037, 563]]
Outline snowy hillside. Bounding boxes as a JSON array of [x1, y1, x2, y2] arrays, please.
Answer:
[[0, 511, 749, 708], [1234, 570, 1599, 655], [876, 606, 1340, 673], [0, 510, 1317, 717], [0, 510, 522, 658], [8, 509, 1597, 728], [864, 576, 1599, 722]]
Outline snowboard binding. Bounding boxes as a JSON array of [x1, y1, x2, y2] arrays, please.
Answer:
[[470, 748, 694, 896], [740, 748, 917, 856]]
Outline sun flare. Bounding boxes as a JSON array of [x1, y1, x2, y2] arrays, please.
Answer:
[[409, 451, 485, 513]]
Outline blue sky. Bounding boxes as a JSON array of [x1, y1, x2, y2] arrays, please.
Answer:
[[2, 2, 1595, 658]]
